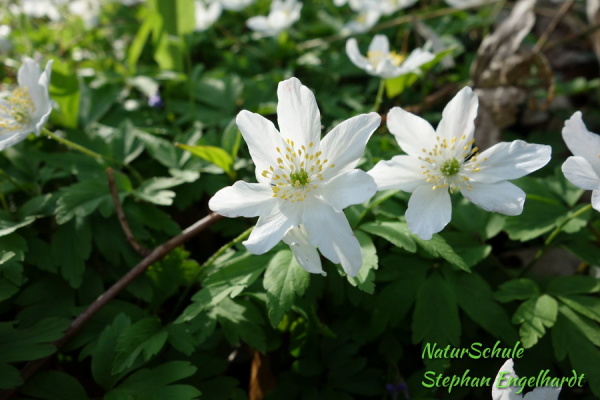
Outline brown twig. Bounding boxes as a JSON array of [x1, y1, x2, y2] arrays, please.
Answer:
[[542, 21, 600, 52], [105, 167, 150, 257], [0, 212, 223, 400], [533, 0, 575, 53]]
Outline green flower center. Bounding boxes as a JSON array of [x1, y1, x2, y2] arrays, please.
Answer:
[[440, 158, 460, 176], [289, 169, 310, 187]]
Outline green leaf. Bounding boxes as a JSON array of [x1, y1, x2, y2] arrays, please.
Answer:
[[0, 362, 22, 389], [113, 317, 169, 374], [134, 177, 184, 206], [359, 221, 417, 252], [0, 216, 35, 237], [52, 220, 92, 288], [176, 144, 234, 179], [215, 297, 266, 353], [558, 295, 600, 323], [446, 271, 518, 344], [176, 253, 270, 323], [412, 272, 461, 347], [512, 295, 557, 348], [106, 361, 200, 400], [346, 231, 378, 293], [0, 318, 69, 363], [92, 314, 132, 390], [558, 303, 600, 346], [21, 371, 89, 400], [412, 233, 470, 272], [494, 278, 540, 302], [548, 276, 600, 295], [49, 60, 80, 128], [264, 250, 310, 328]]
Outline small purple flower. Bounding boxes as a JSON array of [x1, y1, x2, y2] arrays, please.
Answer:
[[148, 93, 163, 108], [386, 382, 408, 394]]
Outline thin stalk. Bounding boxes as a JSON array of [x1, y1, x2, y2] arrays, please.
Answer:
[[373, 79, 385, 113], [43, 128, 104, 161], [518, 204, 593, 277], [354, 190, 400, 229]]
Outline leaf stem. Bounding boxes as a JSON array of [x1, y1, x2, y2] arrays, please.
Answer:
[[354, 189, 400, 229], [373, 79, 385, 113], [518, 203, 593, 277]]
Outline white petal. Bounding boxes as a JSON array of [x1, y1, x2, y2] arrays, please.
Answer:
[[282, 225, 324, 275], [277, 77, 321, 150], [346, 38, 370, 71], [562, 111, 600, 174], [467, 140, 552, 184], [492, 359, 521, 400], [246, 16, 269, 32], [302, 196, 362, 277], [368, 34, 390, 54], [387, 106, 437, 157], [236, 110, 284, 183], [0, 129, 30, 151], [405, 185, 452, 240], [244, 202, 301, 254], [368, 155, 426, 192], [436, 87, 478, 155], [523, 387, 562, 400], [319, 112, 381, 178], [17, 57, 41, 91], [320, 169, 377, 210], [461, 181, 525, 216], [395, 48, 435, 74], [562, 156, 600, 190], [593, 190, 600, 212], [374, 57, 399, 78], [208, 181, 275, 218]]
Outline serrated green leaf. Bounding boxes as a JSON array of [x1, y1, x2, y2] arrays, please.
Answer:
[[512, 294, 557, 348], [359, 221, 417, 252], [558, 295, 600, 323], [494, 279, 540, 303], [21, 371, 89, 400], [548, 276, 600, 295], [558, 303, 600, 346], [176, 144, 234, 179], [0, 362, 22, 389], [92, 314, 132, 390], [264, 250, 310, 327], [412, 272, 461, 347], [113, 317, 168, 374], [215, 297, 266, 353], [0, 318, 69, 363], [52, 219, 92, 288]]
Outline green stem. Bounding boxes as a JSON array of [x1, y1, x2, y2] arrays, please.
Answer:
[[43, 128, 144, 183], [353, 189, 400, 229], [0, 169, 34, 195], [518, 203, 593, 277], [373, 79, 385, 113], [170, 226, 254, 318], [43, 128, 105, 161]]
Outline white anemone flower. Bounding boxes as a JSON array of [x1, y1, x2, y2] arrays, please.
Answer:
[[209, 77, 380, 276], [247, 0, 302, 37], [69, 0, 102, 28], [561, 111, 600, 211], [493, 359, 561, 400], [342, 9, 381, 34], [0, 58, 53, 151], [218, 0, 255, 11], [346, 34, 435, 79], [18, 0, 66, 21], [368, 87, 551, 240], [195, 0, 222, 31]]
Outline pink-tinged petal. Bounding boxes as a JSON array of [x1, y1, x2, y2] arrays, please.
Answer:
[[236, 110, 285, 183], [208, 181, 275, 218], [302, 196, 362, 277], [387, 106, 437, 157], [243, 201, 301, 255], [461, 181, 525, 216], [405, 185, 452, 240], [283, 225, 324, 275], [562, 156, 600, 190], [277, 77, 321, 150], [320, 169, 376, 211], [436, 87, 478, 155], [368, 155, 426, 192], [346, 38, 370, 70], [562, 111, 600, 175], [466, 140, 552, 184], [319, 112, 381, 179], [593, 190, 600, 212]]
